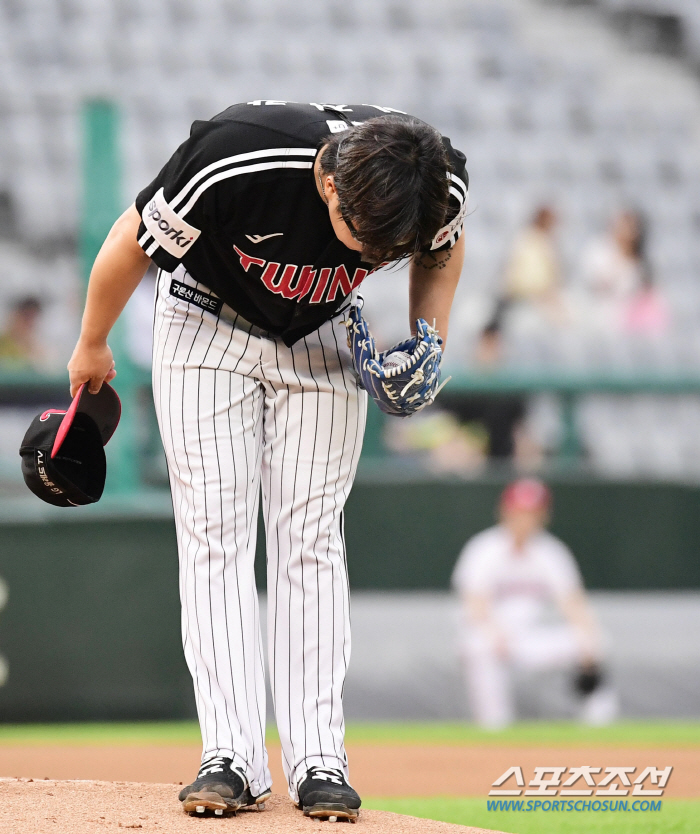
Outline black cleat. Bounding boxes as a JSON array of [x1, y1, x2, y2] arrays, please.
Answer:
[[178, 756, 270, 816], [297, 766, 361, 822]]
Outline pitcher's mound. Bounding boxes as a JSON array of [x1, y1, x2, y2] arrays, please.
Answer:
[[0, 779, 511, 834]]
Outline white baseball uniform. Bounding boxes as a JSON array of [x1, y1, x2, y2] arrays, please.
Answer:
[[135, 102, 469, 796], [452, 524, 587, 728], [152, 265, 365, 796]]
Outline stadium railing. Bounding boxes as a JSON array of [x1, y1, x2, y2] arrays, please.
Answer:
[[5, 368, 700, 492]]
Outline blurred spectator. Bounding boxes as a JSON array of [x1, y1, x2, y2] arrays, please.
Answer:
[[439, 305, 542, 467], [474, 314, 504, 369], [504, 206, 564, 321], [580, 210, 649, 328], [0, 296, 44, 369], [441, 309, 527, 462], [388, 307, 544, 472], [622, 271, 670, 337], [385, 409, 488, 475], [452, 479, 617, 728]]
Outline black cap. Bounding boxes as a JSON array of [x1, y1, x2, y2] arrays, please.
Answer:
[[19, 383, 121, 507]]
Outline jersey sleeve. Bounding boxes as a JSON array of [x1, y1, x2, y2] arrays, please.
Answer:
[[427, 137, 469, 252], [545, 537, 584, 598], [451, 534, 494, 595], [134, 120, 226, 273]]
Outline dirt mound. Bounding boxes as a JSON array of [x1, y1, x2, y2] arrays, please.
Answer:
[[0, 780, 510, 834], [1, 742, 696, 798]]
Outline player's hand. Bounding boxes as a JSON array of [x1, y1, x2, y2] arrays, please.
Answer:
[[67, 337, 117, 397]]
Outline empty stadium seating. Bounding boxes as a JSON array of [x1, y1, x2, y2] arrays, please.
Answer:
[[0, 0, 699, 478]]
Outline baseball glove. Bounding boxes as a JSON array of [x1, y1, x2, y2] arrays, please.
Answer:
[[345, 299, 448, 417]]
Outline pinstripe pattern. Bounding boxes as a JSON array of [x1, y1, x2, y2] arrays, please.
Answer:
[[152, 265, 366, 800]]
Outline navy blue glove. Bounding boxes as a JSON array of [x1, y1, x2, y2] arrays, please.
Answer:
[[345, 299, 448, 417]]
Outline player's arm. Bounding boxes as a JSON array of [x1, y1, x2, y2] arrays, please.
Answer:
[[67, 204, 151, 396], [556, 589, 602, 663], [408, 233, 464, 350]]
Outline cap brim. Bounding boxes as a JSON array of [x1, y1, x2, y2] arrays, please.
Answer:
[[52, 382, 121, 458]]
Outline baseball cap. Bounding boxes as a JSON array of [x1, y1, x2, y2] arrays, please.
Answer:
[[19, 382, 121, 507], [500, 478, 551, 512]]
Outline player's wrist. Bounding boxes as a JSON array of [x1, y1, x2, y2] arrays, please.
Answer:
[[77, 330, 111, 350]]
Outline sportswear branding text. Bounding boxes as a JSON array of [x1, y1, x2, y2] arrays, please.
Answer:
[[36, 450, 62, 494], [233, 245, 369, 304]]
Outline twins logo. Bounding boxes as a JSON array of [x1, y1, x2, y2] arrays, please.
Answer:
[[233, 245, 369, 304], [40, 409, 66, 422]]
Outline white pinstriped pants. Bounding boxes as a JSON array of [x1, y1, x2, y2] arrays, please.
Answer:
[[152, 266, 367, 798]]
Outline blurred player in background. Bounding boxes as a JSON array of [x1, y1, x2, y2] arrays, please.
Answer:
[[452, 478, 618, 728]]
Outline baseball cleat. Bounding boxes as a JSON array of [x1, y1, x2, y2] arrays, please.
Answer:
[[179, 756, 269, 816], [296, 766, 361, 822]]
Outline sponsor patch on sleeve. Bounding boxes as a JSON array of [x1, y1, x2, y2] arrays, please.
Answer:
[[430, 190, 469, 250], [142, 188, 201, 258]]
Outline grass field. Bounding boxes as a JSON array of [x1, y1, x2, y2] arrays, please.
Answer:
[[0, 719, 698, 746], [364, 797, 699, 833]]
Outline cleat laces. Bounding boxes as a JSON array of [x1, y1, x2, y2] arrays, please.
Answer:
[[305, 766, 345, 786]]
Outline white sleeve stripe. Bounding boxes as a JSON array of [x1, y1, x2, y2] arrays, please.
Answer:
[[171, 147, 317, 210], [178, 160, 314, 217], [138, 230, 153, 247], [449, 185, 464, 204], [146, 240, 160, 257], [448, 172, 468, 199]]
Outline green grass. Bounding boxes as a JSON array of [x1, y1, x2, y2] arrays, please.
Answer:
[[364, 797, 700, 833], [0, 720, 698, 747], [0, 721, 202, 746], [340, 721, 700, 747]]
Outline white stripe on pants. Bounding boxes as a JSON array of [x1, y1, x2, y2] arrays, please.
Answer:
[[152, 266, 367, 798]]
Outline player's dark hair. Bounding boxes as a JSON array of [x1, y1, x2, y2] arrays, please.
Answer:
[[320, 117, 451, 265]]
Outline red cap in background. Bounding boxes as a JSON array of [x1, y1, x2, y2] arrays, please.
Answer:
[[500, 478, 551, 512]]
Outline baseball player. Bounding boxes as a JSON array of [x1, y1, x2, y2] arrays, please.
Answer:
[[67, 102, 468, 819], [452, 478, 618, 729]]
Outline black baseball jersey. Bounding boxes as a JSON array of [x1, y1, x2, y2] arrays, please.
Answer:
[[135, 101, 468, 346]]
